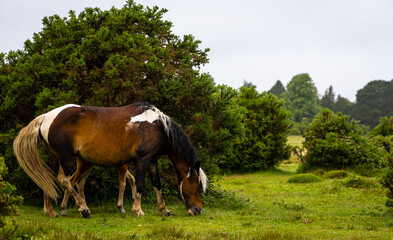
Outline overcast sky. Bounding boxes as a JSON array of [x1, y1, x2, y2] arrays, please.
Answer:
[[1, 0, 392, 101]]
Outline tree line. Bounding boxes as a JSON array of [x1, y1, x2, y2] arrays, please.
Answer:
[[268, 74, 393, 130]]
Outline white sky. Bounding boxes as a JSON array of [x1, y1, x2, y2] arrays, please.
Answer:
[[1, 0, 393, 102]]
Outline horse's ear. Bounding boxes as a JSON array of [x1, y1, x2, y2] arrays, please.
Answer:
[[194, 160, 201, 172]]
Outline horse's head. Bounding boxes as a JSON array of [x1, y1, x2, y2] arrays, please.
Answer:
[[179, 161, 207, 215]]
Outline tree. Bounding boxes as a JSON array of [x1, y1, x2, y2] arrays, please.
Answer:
[[268, 80, 286, 98], [350, 80, 393, 128], [334, 94, 353, 115], [284, 73, 321, 122], [320, 85, 335, 110], [242, 80, 255, 88]]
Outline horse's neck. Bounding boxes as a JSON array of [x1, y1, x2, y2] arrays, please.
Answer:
[[169, 150, 190, 181]]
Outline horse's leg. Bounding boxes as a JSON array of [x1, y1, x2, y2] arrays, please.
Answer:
[[43, 193, 59, 218], [57, 157, 92, 218], [148, 159, 170, 216], [132, 158, 150, 216], [60, 164, 91, 216], [116, 164, 128, 213], [126, 170, 137, 200], [60, 190, 70, 216]]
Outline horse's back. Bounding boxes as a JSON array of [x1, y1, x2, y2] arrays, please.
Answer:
[[46, 104, 165, 166]]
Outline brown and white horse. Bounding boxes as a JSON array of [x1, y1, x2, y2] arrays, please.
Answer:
[[13, 102, 207, 218]]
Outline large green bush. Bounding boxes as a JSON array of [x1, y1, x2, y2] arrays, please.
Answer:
[[222, 86, 292, 172], [298, 109, 386, 171]]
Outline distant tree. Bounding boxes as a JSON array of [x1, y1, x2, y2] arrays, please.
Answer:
[[350, 80, 393, 127], [242, 80, 255, 88], [320, 85, 335, 110], [268, 80, 286, 98], [284, 73, 321, 122], [334, 94, 353, 115]]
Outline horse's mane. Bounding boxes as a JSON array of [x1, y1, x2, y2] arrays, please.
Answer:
[[131, 102, 199, 175]]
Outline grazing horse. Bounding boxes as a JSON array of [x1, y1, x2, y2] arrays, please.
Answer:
[[13, 102, 207, 218]]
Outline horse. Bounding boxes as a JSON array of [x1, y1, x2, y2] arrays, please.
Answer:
[[13, 102, 207, 218]]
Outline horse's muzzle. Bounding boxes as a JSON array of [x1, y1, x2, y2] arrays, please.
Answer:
[[188, 207, 202, 216]]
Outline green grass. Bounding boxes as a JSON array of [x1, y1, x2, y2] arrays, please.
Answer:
[[287, 135, 304, 148], [4, 162, 393, 239]]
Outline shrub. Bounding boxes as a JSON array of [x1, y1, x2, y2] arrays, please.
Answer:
[[369, 116, 393, 137], [342, 174, 378, 189], [381, 152, 393, 208], [323, 170, 349, 179], [223, 86, 292, 172], [0, 157, 23, 239], [288, 174, 322, 183], [298, 109, 386, 171]]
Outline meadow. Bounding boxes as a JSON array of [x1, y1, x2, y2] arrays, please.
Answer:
[[4, 136, 393, 239]]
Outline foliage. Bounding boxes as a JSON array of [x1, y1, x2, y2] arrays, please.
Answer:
[[287, 173, 322, 183], [350, 80, 393, 128], [0, 157, 23, 239], [334, 94, 353, 115], [223, 86, 291, 172], [284, 73, 321, 122], [289, 118, 309, 135], [323, 170, 349, 179], [268, 80, 286, 98], [381, 152, 393, 208], [319, 85, 335, 110], [369, 116, 393, 137], [342, 174, 379, 189], [298, 109, 386, 171]]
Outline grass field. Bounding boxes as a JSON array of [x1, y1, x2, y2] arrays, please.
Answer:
[[4, 136, 393, 239]]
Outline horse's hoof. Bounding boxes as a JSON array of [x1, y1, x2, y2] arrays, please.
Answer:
[[135, 210, 145, 217], [61, 210, 67, 216], [81, 209, 91, 218], [118, 206, 126, 214]]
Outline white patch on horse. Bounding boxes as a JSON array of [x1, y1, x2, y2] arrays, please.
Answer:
[[128, 107, 171, 137], [130, 109, 160, 124], [40, 104, 80, 143]]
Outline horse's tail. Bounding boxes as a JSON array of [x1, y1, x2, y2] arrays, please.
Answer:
[[13, 115, 60, 200]]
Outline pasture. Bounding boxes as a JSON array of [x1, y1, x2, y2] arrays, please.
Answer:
[[4, 136, 393, 239]]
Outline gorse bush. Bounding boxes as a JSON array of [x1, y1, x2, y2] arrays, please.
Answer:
[[0, 1, 291, 203], [0, 157, 23, 239], [298, 109, 386, 171], [223, 86, 291, 172], [369, 116, 393, 137]]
